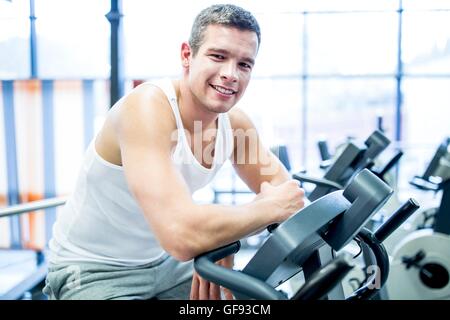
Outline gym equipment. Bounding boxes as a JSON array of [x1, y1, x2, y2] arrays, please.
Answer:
[[386, 138, 450, 299], [0, 197, 67, 219], [194, 169, 419, 300], [316, 114, 389, 170], [295, 130, 396, 201], [409, 137, 450, 234], [317, 134, 402, 180], [317, 136, 354, 170], [0, 197, 66, 300], [388, 229, 450, 299], [304, 133, 404, 256]]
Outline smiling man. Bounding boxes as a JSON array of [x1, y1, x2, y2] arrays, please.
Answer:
[[43, 4, 305, 300]]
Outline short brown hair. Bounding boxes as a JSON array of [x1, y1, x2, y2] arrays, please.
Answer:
[[188, 4, 261, 56]]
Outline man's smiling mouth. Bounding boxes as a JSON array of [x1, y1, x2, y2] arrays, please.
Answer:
[[210, 84, 237, 95]]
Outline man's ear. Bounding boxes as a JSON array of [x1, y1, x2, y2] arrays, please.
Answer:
[[181, 42, 191, 68]]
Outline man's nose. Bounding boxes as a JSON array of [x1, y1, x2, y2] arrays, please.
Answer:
[[220, 63, 238, 82]]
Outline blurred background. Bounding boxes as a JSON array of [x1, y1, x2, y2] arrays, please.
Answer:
[[0, 0, 449, 299]]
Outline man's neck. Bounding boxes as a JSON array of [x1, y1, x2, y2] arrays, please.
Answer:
[[176, 79, 219, 133]]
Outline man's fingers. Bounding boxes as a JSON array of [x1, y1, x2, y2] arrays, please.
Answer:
[[222, 287, 235, 300], [190, 273, 200, 300], [191, 257, 235, 300], [221, 255, 234, 269], [199, 276, 210, 300], [209, 282, 221, 300]]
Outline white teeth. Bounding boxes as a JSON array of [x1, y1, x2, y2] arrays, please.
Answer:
[[212, 85, 234, 95]]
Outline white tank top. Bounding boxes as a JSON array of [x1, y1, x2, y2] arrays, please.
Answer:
[[49, 79, 234, 266]]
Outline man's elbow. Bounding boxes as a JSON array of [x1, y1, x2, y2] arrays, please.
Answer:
[[163, 242, 201, 262], [168, 249, 195, 262], [159, 226, 204, 262]]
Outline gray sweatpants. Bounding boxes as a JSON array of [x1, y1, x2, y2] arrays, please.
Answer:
[[42, 254, 193, 300]]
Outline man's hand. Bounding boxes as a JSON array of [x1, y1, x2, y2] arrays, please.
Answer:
[[190, 255, 234, 300], [255, 180, 305, 223]]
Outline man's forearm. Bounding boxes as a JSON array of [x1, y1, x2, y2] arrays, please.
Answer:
[[179, 199, 279, 259], [267, 161, 291, 186]]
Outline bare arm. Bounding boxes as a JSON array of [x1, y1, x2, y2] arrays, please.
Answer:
[[115, 87, 303, 262]]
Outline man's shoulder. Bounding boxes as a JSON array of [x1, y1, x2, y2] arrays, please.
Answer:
[[122, 83, 170, 110], [115, 84, 175, 124], [107, 84, 177, 143]]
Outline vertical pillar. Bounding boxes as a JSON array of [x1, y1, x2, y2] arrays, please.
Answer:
[[82, 80, 95, 148], [42, 80, 56, 243], [105, 0, 124, 107], [2, 81, 22, 248]]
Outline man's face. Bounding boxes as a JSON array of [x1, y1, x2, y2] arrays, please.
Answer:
[[186, 24, 259, 114]]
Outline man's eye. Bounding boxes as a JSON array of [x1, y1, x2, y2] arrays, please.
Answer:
[[239, 62, 252, 70], [211, 54, 225, 59]]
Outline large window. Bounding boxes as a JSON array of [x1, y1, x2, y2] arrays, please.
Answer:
[[403, 11, 450, 75], [401, 78, 450, 150], [1, 0, 449, 200], [35, 0, 110, 79], [0, 0, 30, 78], [306, 78, 397, 166], [307, 12, 398, 75]]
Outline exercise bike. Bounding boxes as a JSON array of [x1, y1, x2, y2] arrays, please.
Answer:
[[194, 169, 419, 300], [295, 130, 402, 202], [385, 137, 450, 299]]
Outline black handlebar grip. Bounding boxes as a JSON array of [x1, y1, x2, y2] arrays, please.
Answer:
[[267, 223, 279, 233], [318, 140, 332, 161], [375, 198, 420, 242], [292, 255, 354, 300], [200, 241, 241, 263], [377, 150, 403, 178]]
